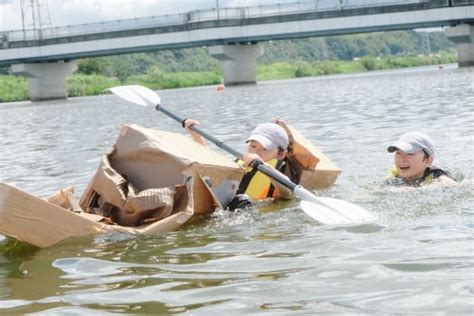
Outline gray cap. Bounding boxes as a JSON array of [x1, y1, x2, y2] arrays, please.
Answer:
[[387, 132, 435, 156], [245, 123, 289, 151]]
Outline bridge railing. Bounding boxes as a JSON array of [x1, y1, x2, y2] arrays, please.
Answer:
[[4, 13, 188, 42], [188, 0, 430, 22], [1, 0, 440, 43]]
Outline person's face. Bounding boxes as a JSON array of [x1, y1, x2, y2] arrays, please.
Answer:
[[394, 149, 433, 180], [246, 140, 279, 162]]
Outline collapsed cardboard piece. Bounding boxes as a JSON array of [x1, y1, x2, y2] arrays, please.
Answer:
[[0, 124, 244, 248], [79, 124, 244, 227]]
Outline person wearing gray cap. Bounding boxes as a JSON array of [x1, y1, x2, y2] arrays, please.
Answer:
[[386, 131, 456, 187], [183, 118, 299, 208], [237, 121, 296, 198]]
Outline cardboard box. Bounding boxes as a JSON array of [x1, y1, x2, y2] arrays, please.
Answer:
[[0, 124, 244, 248]]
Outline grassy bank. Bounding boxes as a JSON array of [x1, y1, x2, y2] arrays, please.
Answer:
[[126, 70, 222, 90], [0, 75, 29, 102], [0, 54, 457, 103], [257, 53, 457, 80]]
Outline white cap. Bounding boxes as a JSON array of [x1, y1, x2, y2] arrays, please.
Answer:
[[387, 132, 435, 156], [245, 123, 289, 151]]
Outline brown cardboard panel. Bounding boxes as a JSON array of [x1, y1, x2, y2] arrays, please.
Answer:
[[0, 182, 106, 248], [287, 125, 341, 189], [110, 125, 243, 190]]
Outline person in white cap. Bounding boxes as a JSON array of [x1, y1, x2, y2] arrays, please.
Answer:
[[183, 118, 298, 207], [386, 131, 456, 187]]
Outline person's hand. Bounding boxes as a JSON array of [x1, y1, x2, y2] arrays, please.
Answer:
[[184, 118, 200, 130], [182, 118, 206, 146], [243, 152, 262, 167]]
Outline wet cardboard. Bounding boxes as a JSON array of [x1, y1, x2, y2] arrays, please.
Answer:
[[0, 123, 340, 248]]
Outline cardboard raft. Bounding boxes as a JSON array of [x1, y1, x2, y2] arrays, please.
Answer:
[[0, 123, 341, 248]]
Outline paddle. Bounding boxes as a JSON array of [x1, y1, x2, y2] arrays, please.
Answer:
[[108, 85, 376, 225]]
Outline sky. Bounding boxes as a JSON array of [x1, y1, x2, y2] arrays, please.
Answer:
[[0, 0, 286, 31]]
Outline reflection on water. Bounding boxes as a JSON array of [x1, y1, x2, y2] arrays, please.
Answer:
[[0, 65, 473, 314]]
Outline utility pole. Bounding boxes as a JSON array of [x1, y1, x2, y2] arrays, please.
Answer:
[[314, 0, 319, 11], [338, 0, 344, 10], [216, 0, 220, 20], [424, 32, 432, 55], [20, 0, 52, 40]]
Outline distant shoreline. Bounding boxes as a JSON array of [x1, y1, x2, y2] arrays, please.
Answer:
[[0, 54, 457, 103]]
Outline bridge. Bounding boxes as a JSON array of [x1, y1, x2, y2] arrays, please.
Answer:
[[1, 0, 473, 100]]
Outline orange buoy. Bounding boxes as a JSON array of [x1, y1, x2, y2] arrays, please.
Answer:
[[216, 84, 225, 91]]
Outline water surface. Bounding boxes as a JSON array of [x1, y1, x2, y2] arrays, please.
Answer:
[[0, 65, 473, 314]]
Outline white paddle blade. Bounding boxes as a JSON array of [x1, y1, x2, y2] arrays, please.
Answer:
[[108, 85, 161, 107], [294, 186, 376, 225], [108, 86, 148, 106], [129, 85, 161, 105], [300, 198, 376, 225]]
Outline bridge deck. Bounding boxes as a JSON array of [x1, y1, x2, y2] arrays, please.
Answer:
[[0, 0, 473, 66]]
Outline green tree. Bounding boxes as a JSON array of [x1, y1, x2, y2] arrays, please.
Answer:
[[77, 58, 108, 75], [360, 56, 377, 71], [0, 66, 9, 75]]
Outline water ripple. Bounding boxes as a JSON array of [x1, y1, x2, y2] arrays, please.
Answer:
[[0, 66, 473, 314]]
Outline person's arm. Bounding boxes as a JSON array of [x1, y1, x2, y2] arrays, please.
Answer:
[[183, 119, 207, 146]]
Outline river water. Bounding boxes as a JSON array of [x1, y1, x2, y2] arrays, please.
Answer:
[[0, 65, 473, 314]]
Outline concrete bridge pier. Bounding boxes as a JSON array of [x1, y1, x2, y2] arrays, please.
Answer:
[[208, 43, 263, 85], [445, 24, 474, 67], [12, 61, 78, 101]]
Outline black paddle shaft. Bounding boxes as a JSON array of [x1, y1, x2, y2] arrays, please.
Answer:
[[155, 104, 298, 191]]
